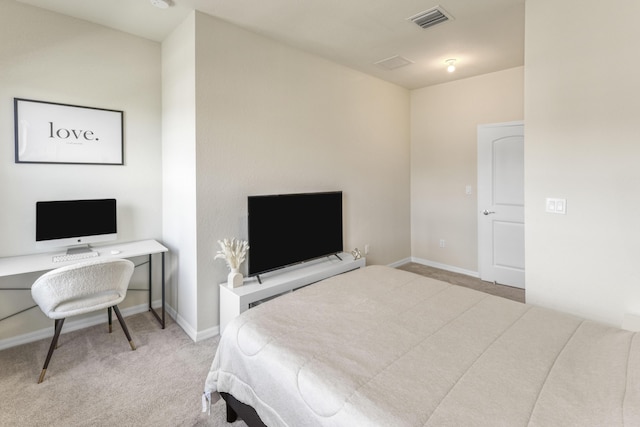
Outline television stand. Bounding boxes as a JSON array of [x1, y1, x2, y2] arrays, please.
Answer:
[[219, 252, 365, 334], [254, 253, 344, 284]]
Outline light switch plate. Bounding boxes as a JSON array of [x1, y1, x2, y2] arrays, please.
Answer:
[[546, 198, 567, 214]]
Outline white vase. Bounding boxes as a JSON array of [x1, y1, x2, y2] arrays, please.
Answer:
[[227, 269, 243, 288]]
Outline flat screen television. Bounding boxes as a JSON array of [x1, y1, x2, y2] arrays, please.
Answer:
[[247, 191, 343, 277], [36, 198, 117, 251]]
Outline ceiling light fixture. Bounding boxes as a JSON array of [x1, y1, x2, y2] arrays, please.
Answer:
[[150, 0, 171, 9], [446, 59, 456, 73]]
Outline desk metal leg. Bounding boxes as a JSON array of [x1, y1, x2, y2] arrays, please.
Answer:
[[148, 255, 152, 315], [161, 252, 165, 328], [148, 253, 166, 329]]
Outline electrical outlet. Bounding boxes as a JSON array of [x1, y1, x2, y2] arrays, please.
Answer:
[[439, 239, 446, 248], [364, 244, 370, 255]]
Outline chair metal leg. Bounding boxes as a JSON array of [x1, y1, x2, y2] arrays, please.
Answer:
[[38, 318, 65, 383], [54, 319, 61, 349], [108, 306, 113, 333], [112, 305, 136, 351]]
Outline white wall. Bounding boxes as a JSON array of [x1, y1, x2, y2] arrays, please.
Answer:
[[0, 2, 162, 340], [191, 12, 412, 335], [411, 67, 524, 273], [161, 13, 199, 338], [525, 0, 640, 326]]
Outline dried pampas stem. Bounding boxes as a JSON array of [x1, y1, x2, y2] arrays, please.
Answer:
[[214, 238, 249, 271]]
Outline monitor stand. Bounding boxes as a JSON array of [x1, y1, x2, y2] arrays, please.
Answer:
[[66, 245, 93, 255]]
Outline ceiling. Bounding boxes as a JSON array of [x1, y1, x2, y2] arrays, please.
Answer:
[[15, 0, 525, 90]]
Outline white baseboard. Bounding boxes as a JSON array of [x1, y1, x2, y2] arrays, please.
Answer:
[[388, 257, 412, 268], [392, 257, 480, 279], [163, 305, 218, 342], [195, 324, 220, 341], [173, 311, 197, 341], [0, 299, 166, 351]]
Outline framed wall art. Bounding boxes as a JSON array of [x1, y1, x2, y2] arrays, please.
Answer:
[[14, 98, 124, 165]]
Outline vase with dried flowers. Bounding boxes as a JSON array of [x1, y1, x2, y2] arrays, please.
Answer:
[[214, 238, 249, 288]]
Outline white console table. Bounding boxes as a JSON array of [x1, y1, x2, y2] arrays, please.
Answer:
[[0, 239, 168, 328], [219, 253, 365, 334]]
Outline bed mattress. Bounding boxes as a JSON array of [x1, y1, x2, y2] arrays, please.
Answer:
[[205, 265, 640, 426]]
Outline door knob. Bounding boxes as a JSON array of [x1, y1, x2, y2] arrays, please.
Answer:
[[482, 210, 496, 215]]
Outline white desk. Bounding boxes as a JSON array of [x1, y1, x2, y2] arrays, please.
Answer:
[[0, 239, 168, 328]]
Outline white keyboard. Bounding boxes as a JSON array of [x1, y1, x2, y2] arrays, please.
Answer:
[[52, 251, 100, 263]]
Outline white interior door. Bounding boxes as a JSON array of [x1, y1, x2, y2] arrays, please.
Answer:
[[478, 121, 525, 288]]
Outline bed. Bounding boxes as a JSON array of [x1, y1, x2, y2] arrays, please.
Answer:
[[204, 265, 640, 426]]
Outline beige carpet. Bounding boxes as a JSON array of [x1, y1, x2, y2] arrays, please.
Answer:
[[0, 263, 523, 426], [0, 311, 246, 427]]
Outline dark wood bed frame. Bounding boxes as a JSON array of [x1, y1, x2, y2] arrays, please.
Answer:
[[220, 392, 267, 427]]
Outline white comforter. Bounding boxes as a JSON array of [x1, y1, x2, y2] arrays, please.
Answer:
[[205, 265, 640, 426]]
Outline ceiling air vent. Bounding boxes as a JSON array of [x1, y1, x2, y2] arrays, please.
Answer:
[[408, 6, 454, 30], [374, 55, 414, 70]]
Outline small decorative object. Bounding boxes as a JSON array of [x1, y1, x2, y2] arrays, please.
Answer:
[[351, 248, 362, 260], [214, 238, 249, 288]]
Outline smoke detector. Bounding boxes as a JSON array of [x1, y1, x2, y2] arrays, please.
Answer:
[[150, 0, 171, 9], [408, 6, 454, 30]]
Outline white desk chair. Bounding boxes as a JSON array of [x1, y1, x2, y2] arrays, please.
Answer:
[[31, 258, 136, 383]]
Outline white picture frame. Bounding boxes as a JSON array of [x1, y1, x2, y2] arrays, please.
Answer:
[[14, 98, 124, 165]]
